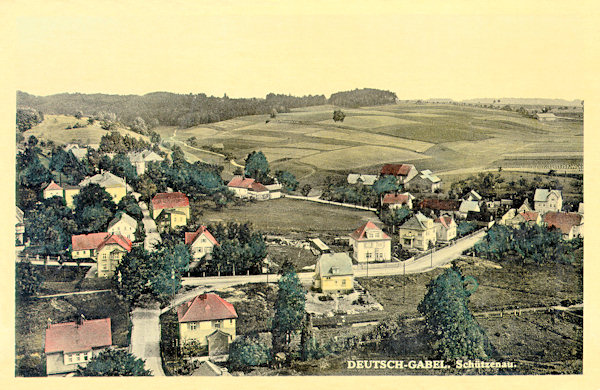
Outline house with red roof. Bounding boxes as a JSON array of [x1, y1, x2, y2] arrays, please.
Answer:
[[434, 215, 457, 242], [178, 294, 238, 356], [543, 212, 584, 240], [227, 176, 270, 200], [419, 198, 461, 218], [349, 221, 392, 263], [43, 180, 64, 200], [379, 164, 418, 185], [150, 192, 190, 220], [185, 225, 220, 260], [382, 192, 415, 210], [500, 209, 542, 228], [44, 318, 112, 376], [71, 232, 132, 277]]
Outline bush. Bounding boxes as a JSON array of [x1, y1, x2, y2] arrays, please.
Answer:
[[181, 339, 208, 357], [228, 336, 271, 371]]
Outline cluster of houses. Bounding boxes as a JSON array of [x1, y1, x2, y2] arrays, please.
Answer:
[[43, 171, 127, 207], [348, 163, 442, 193], [226, 175, 281, 201]]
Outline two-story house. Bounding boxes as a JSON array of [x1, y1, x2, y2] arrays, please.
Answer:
[[178, 294, 238, 356], [543, 212, 584, 240], [407, 169, 442, 193], [185, 225, 220, 260], [127, 150, 164, 176], [398, 212, 437, 250], [349, 221, 391, 263], [312, 252, 354, 293], [534, 189, 563, 215], [44, 318, 112, 376], [150, 192, 190, 220], [79, 171, 127, 204], [43, 181, 64, 199], [434, 215, 457, 242], [107, 213, 138, 241], [227, 176, 270, 200], [71, 232, 132, 277]]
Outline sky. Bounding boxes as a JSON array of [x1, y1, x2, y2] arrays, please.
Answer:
[[5, 0, 598, 100]]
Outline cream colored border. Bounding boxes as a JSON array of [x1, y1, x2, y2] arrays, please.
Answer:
[[1, 1, 598, 389]]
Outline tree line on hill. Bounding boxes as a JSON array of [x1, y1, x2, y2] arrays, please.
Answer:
[[17, 88, 397, 130]]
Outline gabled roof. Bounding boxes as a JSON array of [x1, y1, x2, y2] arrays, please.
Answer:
[[227, 176, 255, 188], [543, 212, 583, 235], [71, 232, 132, 252], [151, 192, 189, 209], [128, 150, 164, 163], [250, 182, 268, 192], [434, 215, 456, 229], [400, 212, 433, 230], [418, 169, 441, 183], [534, 189, 562, 202], [419, 198, 461, 211], [316, 253, 354, 277], [380, 164, 414, 176], [185, 225, 220, 246], [108, 212, 137, 230], [45, 318, 112, 354], [347, 174, 378, 186], [517, 199, 532, 212], [382, 193, 413, 205], [177, 294, 237, 323], [79, 171, 126, 188], [459, 200, 481, 213], [520, 211, 539, 222], [463, 190, 482, 201], [349, 221, 390, 241], [44, 181, 63, 191]]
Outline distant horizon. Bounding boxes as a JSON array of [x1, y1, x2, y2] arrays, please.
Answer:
[[16, 90, 583, 104]]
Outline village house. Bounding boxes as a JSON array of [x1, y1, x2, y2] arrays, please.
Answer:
[[43, 180, 64, 199], [462, 190, 483, 202], [434, 215, 457, 242], [534, 189, 563, 214], [44, 317, 112, 376], [379, 164, 419, 186], [150, 192, 190, 219], [127, 150, 164, 176], [543, 212, 584, 240], [349, 221, 392, 263], [107, 213, 138, 241], [419, 198, 461, 218], [459, 200, 481, 218], [381, 192, 415, 209], [535, 112, 557, 121], [185, 225, 220, 260], [178, 294, 238, 356], [16, 207, 25, 246], [398, 212, 437, 251], [500, 209, 541, 228], [79, 171, 128, 204], [313, 252, 354, 293], [156, 209, 188, 231], [518, 199, 533, 213], [63, 184, 81, 208], [64, 144, 88, 161], [347, 174, 378, 186], [71, 232, 132, 277], [264, 181, 282, 199], [227, 176, 270, 200], [407, 169, 442, 193]]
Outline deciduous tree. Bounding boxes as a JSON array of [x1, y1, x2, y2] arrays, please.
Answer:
[[76, 349, 151, 376]]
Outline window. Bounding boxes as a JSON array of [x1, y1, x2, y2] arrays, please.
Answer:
[[67, 354, 72, 363], [189, 322, 197, 331], [84, 354, 88, 361], [342, 279, 346, 286], [366, 253, 372, 259], [213, 320, 221, 329]]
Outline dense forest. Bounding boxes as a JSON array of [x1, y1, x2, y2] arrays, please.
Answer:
[[17, 88, 397, 129]]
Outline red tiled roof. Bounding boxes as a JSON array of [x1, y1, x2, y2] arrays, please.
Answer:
[[250, 182, 268, 192], [72, 233, 132, 252], [227, 176, 255, 188], [520, 211, 539, 222], [185, 225, 220, 246], [349, 221, 390, 240], [72, 233, 111, 251], [382, 193, 410, 204], [45, 318, 112, 354], [151, 192, 189, 210], [543, 212, 582, 235], [178, 294, 238, 323], [380, 164, 412, 176], [44, 181, 63, 191], [419, 198, 461, 211], [434, 216, 455, 228]]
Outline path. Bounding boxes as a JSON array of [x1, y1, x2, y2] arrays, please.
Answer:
[[283, 194, 378, 212], [36, 289, 112, 299], [138, 201, 161, 252], [130, 307, 165, 376]]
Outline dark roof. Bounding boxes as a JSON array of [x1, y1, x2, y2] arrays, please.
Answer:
[[419, 198, 460, 211], [380, 164, 413, 176]]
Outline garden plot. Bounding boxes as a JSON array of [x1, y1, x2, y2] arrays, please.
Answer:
[[305, 282, 383, 318], [299, 145, 429, 170]]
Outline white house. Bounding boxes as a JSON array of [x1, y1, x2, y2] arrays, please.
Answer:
[[127, 150, 164, 175], [227, 176, 270, 200], [381, 192, 415, 209], [434, 215, 457, 242], [185, 225, 220, 260], [107, 213, 138, 241], [534, 189, 563, 214], [349, 221, 392, 263]]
